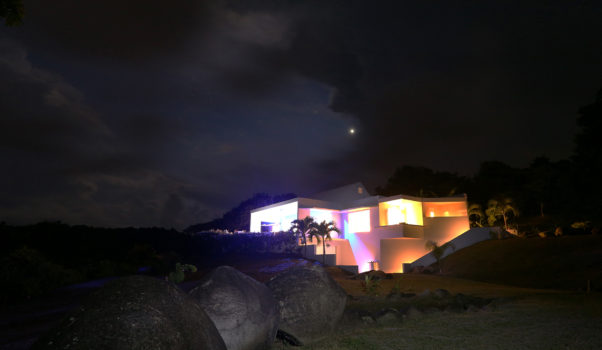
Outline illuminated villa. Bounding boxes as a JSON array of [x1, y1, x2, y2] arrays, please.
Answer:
[[250, 183, 476, 273]]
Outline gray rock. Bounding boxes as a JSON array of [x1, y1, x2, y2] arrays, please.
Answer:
[[417, 289, 432, 297], [376, 309, 400, 325], [386, 291, 417, 301], [189, 266, 278, 350], [266, 264, 347, 345], [433, 288, 451, 298], [32, 275, 226, 350], [365, 270, 387, 280], [403, 306, 423, 319], [444, 303, 465, 313], [424, 307, 441, 314], [467, 304, 480, 313], [481, 302, 497, 312], [361, 316, 375, 324], [453, 293, 471, 309]]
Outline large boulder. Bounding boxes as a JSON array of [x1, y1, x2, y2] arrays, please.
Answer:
[[32, 276, 226, 350], [189, 266, 279, 350], [266, 264, 347, 345]]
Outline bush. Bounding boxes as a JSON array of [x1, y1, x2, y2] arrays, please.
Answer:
[[0, 246, 81, 304], [192, 231, 300, 257], [167, 263, 197, 283], [362, 275, 381, 296]]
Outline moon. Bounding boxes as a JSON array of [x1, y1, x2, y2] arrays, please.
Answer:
[[349, 128, 355, 135]]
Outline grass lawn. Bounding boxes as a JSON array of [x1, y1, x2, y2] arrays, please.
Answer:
[[304, 293, 602, 350], [276, 267, 602, 350], [442, 234, 602, 291]]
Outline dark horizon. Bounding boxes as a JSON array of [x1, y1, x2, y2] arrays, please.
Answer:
[[1, 1, 601, 228]]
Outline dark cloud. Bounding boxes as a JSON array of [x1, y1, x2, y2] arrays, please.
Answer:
[[1, 1, 601, 228], [278, 1, 602, 182], [21, 0, 212, 60]]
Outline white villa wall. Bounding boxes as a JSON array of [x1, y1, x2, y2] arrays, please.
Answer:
[[248, 188, 472, 274], [423, 216, 470, 244], [380, 237, 430, 273], [250, 200, 298, 233]]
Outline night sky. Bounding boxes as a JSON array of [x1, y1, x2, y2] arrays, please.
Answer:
[[1, 1, 601, 228]]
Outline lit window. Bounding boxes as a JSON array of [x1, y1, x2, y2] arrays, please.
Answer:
[[387, 207, 401, 225], [387, 207, 406, 225], [310, 209, 334, 224], [348, 210, 370, 233]]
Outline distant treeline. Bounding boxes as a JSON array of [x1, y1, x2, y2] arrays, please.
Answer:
[[0, 222, 298, 303], [375, 159, 575, 221], [377, 90, 601, 225]]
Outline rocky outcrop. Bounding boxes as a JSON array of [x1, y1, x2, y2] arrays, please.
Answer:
[[266, 264, 347, 345], [32, 276, 226, 350], [189, 266, 279, 350]]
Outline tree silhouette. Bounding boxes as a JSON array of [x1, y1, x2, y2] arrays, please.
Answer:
[[375, 165, 466, 197], [485, 198, 519, 231], [573, 88, 602, 220], [308, 221, 340, 265], [425, 240, 455, 274], [0, 0, 24, 26], [467, 203, 485, 227], [290, 216, 316, 257]]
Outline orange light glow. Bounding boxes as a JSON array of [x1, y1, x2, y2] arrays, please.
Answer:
[[380, 238, 430, 273], [422, 201, 467, 218], [379, 199, 423, 226]]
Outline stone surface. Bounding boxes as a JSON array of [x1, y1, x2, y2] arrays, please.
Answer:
[[376, 308, 400, 325], [189, 266, 278, 350], [266, 264, 347, 345], [361, 315, 375, 324], [417, 289, 432, 297], [403, 306, 424, 319], [355, 270, 387, 280], [32, 275, 226, 350], [433, 288, 451, 298]]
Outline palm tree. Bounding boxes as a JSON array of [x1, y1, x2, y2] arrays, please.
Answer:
[[308, 220, 340, 265], [485, 198, 519, 231], [425, 240, 455, 274], [467, 203, 485, 227], [290, 216, 316, 257]]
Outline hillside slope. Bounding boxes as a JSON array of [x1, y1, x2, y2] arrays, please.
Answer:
[[442, 234, 602, 291]]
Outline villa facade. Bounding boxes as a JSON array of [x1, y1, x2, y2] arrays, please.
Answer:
[[250, 183, 470, 273]]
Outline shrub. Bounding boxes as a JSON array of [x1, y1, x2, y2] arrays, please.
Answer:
[[362, 275, 381, 296], [167, 263, 197, 283], [0, 246, 81, 303]]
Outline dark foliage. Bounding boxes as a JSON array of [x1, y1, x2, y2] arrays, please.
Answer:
[[185, 192, 296, 232], [375, 165, 467, 197], [0, 222, 299, 303], [572, 89, 602, 220], [0, 246, 81, 303], [376, 104, 601, 226], [0, 0, 23, 26]]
